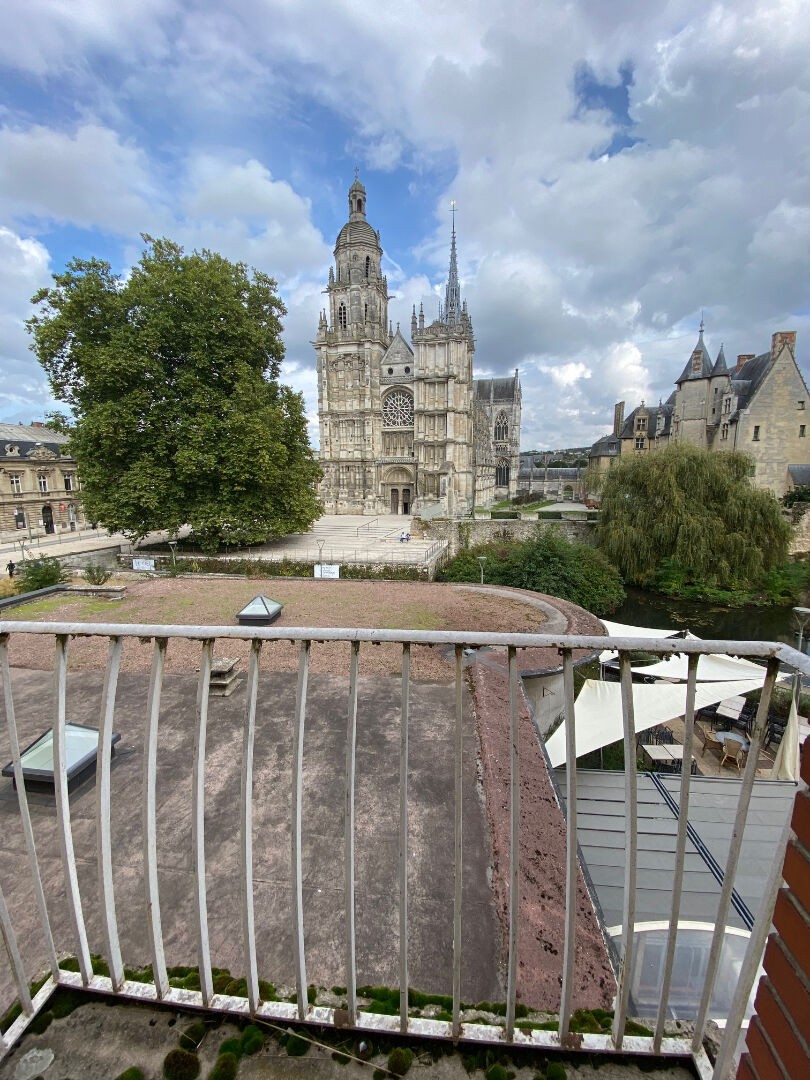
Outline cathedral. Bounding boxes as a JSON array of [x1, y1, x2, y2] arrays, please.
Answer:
[[314, 175, 521, 517]]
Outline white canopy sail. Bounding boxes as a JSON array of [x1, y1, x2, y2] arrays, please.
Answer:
[[545, 677, 765, 768]]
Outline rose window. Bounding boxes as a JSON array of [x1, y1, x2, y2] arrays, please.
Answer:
[[382, 390, 414, 427]]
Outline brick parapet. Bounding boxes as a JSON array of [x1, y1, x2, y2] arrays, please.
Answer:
[[738, 736, 810, 1078]]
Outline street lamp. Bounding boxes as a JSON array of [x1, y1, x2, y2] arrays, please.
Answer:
[[316, 539, 325, 578], [792, 606, 810, 709], [477, 556, 487, 585], [168, 540, 178, 569]]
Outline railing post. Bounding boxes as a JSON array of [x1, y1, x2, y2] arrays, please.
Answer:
[[96, 636, 124, 991], [558, 648, 577, 1039], [611, 651, 638, 1049], [399, 643, 410, 1033], [192, 639, 214, 1005], [291, 639, 310, 1020], [240, 639, 262, 1013], [345, 641, 360, 1025], [143, 637, 168, 997], [452, 645, 464, 1037], [505, 646, 520, 1040]]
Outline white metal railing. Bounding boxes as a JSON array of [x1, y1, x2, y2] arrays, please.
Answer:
[[0, 622, 807, 1077]]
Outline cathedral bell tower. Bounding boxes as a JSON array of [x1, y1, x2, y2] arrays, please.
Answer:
[[314, 174, 393, 513]]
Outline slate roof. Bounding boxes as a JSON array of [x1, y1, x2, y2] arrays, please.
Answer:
[[676, 329, 713, 383], [726, 351, 773, 416], [619, 401, 673, 440], [335, 219, 380, 249], [0, 423, 69, 459], [474, 376, 518, 402], [589, 433, 622, 458], [788, 465, 810, 486], [709, 345, 728, 377]]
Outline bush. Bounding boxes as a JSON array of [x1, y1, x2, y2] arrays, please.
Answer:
[[162, 1047, 200, 1080], [178, 1020, 207, 1050], [83, 563, 112, 585], [437, 526, 625, 615], [114, 1070, 145, 1080], [208, 1054, 239, 1080], [387, 1047, 414, 1075], [15, 556, 69, 594], [284, 1030, 310, 1056]]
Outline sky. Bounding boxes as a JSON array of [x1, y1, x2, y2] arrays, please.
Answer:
[[0, 0, 808, 452]]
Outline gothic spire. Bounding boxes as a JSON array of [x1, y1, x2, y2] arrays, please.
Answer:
[[444, 200, 461, 326]]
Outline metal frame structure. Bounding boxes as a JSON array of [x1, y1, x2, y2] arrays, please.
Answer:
[[1, 621, 807, 1078]]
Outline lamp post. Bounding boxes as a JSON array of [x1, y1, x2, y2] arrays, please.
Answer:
[[317, 539, 325, 578], [168, 540, 178, 569], [477, 556, 487, 585], [792, 606, 810, 710]]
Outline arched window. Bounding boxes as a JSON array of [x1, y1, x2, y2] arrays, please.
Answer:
[[494, 412, 509, 441], [338, 303, 347, 330], [365, 255, 370, 279], [495, 459, 510, 486]]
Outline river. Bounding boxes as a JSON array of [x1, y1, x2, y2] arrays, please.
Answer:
[[612, 586, 801, 647]]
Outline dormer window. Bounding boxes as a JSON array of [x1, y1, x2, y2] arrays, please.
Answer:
[[691, 352, 702, 372]]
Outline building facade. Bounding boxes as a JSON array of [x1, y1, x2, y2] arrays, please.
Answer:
[[315, 177, 521, 517], [0, 422, 86, 540], [590, 327, 810, 497]]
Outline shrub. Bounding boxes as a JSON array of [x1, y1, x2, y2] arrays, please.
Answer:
[[15, 556, 69, 594], [546, 1064, 567, 1080], [162, 1047, 200, 1080], [387, 1047, 414, 1075], [208, 1054, 239, 1080], [284, 1030, 310, 1056], [83, 563, 112, 585], [178, 1020, 207, 1050], [240, 1024, 265, 1055], [114, 1070, 145, 1080]]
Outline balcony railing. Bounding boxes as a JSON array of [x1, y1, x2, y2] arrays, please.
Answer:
[[0, 621, 806, 1078]]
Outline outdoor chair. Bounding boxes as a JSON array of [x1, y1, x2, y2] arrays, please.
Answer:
[[697, 724, 724, 762], [764, 718, 786, 751], [720, 741, 747, 772]]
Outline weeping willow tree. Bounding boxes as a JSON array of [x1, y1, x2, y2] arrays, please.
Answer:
[[597, 444, 791, 590]]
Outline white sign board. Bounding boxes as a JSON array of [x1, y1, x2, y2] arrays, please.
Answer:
[[314, 563, 340, 579], [132, 557, 156, 571]]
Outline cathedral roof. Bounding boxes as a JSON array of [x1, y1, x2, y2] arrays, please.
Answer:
[[474, 377, 519, 402], [335, 218, 380, 249]]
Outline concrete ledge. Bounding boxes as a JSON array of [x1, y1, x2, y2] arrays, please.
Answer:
[[0, 584, 126, 612]]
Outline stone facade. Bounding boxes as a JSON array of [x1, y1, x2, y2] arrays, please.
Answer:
[[590, 328, 810, 498], [315, 177, 521, 516], [0, 422, 87, 541]]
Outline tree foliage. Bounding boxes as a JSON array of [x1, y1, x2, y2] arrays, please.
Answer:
[[597, 443, 791, 590], [27, 237, 322, 553], [437, 526, 625, 615]]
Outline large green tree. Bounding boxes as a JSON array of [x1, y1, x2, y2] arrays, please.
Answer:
[[27, 237, 322, 552], [597, 443, 791, 590]]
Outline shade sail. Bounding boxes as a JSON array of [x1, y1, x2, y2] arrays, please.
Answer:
[[601, 620, 687, 639], [770, 696, 800, 782], [545, 677, 764, 768], [629, 653, 770, 682]]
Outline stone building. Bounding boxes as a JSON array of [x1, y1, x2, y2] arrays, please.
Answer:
[[314, 176, 521, 517], [589, 326, 810, 497], [0, 422, 86, 540]]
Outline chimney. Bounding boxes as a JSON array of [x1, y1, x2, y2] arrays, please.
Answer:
[[736, 354, 755, 372], [771, 331, 797, 358], [613, 401, 625, 437]]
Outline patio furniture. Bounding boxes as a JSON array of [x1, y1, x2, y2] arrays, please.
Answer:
[[697, 724, 724, 762], [720, 740, 747, 771]]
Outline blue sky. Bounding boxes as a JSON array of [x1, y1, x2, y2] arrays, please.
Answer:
[[0, 0, 808, 451]]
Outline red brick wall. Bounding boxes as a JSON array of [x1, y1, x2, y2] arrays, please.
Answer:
[[737, 737, 810, 1078]]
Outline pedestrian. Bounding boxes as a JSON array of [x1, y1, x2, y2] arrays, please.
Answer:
[[5, 560, 15, 578]]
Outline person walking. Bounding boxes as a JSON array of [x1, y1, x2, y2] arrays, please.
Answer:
[[5, 560, 15, 578]]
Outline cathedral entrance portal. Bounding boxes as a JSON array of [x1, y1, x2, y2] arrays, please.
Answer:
[[384, 468, 415, 515], [390, 488, 399, 514]]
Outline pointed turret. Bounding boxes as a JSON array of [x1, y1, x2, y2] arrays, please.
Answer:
[[348, 169, 367, 220], [676, 317, 713, 383], [710, 344, 728, 377]]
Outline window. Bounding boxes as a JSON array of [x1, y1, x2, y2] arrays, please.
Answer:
[[723, 398, 731, 414], [365, 256, 370, 279], [635, 436, 645, 449], [38, 472, 49, 493], [63, 473, 74, 492], [721, 423, 729, 441], [381, 390, 414, 427], [9, 473, 21, 495], [338, 302, 347, 330], [494, 412, 509, 441], [799, 400, 805, 410], [801, 425, 806, 438], [752, 425, 760, 441], [495, 459, 510, 486], [636, 416, 647, 431]]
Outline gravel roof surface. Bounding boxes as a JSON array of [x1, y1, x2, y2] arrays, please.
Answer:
[[4, 577, 559, 679]]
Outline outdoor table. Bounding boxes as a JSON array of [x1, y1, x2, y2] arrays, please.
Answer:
[[641, 744, 672, 766], [717, 730, 750, 751], [641, 743, 694, 773]]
